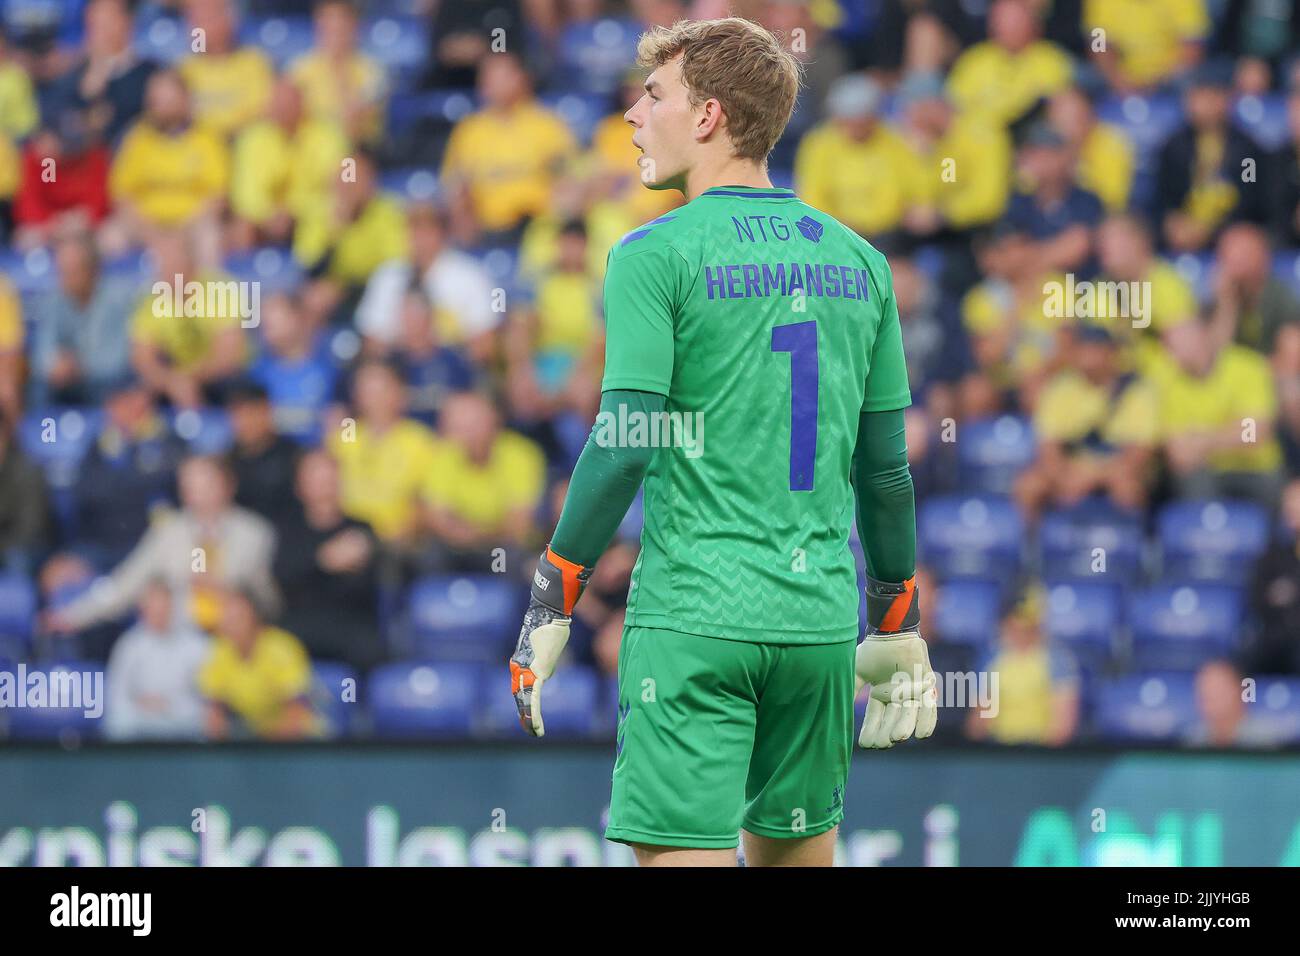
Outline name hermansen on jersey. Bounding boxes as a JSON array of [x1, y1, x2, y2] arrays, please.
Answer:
[[704, 262, 873, 301]]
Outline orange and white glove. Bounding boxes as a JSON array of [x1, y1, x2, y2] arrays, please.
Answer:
[[854, 575, 938, 749]]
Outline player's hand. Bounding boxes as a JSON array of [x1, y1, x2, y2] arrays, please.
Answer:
[[509, 546, 591, 737], [854, 574, 938, 749], [854, 630, 938, 749]]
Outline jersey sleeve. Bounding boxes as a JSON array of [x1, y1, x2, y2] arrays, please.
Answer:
[[862, 261, 913, 412], [600, 242, 682, 396]]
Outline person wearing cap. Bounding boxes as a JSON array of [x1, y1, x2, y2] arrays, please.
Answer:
[[1154, 60, 1267, 253], [1084, 0, 1210, 93], [225, 379, 301, 522], [794, 72, 929, 238], [945, 0, 1072, 128], [1015, 321, 1160, 520], [965, 585, 1081, 747]]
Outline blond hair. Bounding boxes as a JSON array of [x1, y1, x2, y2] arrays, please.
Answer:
[[636, 17, 801, 162]]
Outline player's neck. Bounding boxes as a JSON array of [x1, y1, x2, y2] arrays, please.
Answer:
[[682, 157, 772, 202]]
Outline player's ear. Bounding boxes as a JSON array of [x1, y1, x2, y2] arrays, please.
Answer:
[[695, 97, 725, 142]]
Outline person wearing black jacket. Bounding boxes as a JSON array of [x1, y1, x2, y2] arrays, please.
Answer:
[[1244, 479, 1300, 676], [272, 449, 384, 673]]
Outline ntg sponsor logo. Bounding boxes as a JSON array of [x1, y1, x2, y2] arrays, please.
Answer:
[[151, 273, 261, 328], [593, 405, 705, 459], [0, 664, 103, 718]]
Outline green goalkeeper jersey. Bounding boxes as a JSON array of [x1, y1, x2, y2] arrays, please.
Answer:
[[601, 184, 912, 644]]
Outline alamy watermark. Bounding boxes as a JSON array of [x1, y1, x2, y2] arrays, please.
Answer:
[[593, 405, 705, 459], [1043, 275, 1151, 328], [0, 665, 103, 719], [151, 274, 261, 328]]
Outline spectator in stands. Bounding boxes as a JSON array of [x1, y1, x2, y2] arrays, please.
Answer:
[[440, 50, 576, 242], [225, 380, 300, 521], [328, 358, 438, 546], [355, 202, 498, 363], [1015, 323, 1159, 519], [0, 25, 38, 142], [944, 0, 1071, 128], [104, 578, 210, 740], [1047, 86, 1134, 214], [1002, 123, 1104, 277], [1094, 213, 1198, 367], [0, 274, 22, 419], [1214, 0, 1300, 92], [70, 376, 185, 567], [966, 586, 1080, 746], [46, 454, 278, 636], [0, 132, 16, 245], [795, 74, 927, 243], [129, 229, 248, 407], [1149, 314, 1285, 506], [390, 289, 477, 429], [1244, 478, 1300, 675], [44, 0, 157, 147], [1154, 63, 1267, 254], [1272, 78, 1300, 248], [30, 232, 137, 406], [288, 0, 387, 145], [12, 115, 112, 251], [1210, 222, 1300, 357], [106, 69, 228, 266], [198, 585, 318, 741], [422, 391, 546, 573], [229, 76, 349, 251], [864, 0, 984, 77], [1185, 659, 1284, 747], [504, 219, 603, 426], [272, 449, 383, 672], [293, 149, 408, 321], [178, 0, 273, 139], [1086, 0, 1209, 93], [248, 291, 339, 444], [0, 409, 51, 573]]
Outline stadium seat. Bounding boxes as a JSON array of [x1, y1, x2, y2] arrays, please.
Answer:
[[1156, 499, 1270, 586], [1038, 498, 1144, 581], [917, 494, 1023, 581], [954, 415, 1036, 494], [932, 578, 1001, 647], [1092, 672, 1198, 743], [408, 575, 522, 662], [540, 91, 612, 146], [1251, 678, 1300, 745], [0, 574, 37, 662], [379, 167, 440, 202], [1095, 93, 1185, 160], [0, 246, 58, 295], [555, 17, 640, 95], [223, 246, 304, 293], [0, 662, 104, 742], [131, 14, 190, 64], [1233, 93, 1289, 150], [1274, 250, 1300, 299], [1170, 251, 1216, 304], [1043, 580, 1123, 673], [1127, 583, 1244, 671], [17, 408, 102, 489], [359, 16, 430, 88], [367, 662, 480, 737], [169, 408, 233, 455], [478, 664, 601, 738], [310, 662, 359, 738], [241, 16, 315, 69], [618, 488, 645, 543]]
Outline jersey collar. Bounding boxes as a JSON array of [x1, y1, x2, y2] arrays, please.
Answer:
[[699, 185, 797, 199]]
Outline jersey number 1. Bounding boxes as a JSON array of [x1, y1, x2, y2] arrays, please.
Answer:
[[770, 320, 818, 491]]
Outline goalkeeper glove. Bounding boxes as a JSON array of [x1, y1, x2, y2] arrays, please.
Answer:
[[854, 574, 938, 749], [510, 545, 592, 737]]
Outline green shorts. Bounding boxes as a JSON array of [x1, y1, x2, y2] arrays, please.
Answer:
[[605, 625, 856, 850]]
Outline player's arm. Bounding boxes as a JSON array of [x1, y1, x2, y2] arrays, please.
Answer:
[[851, 260, 937, 749], [510, 239, 679, 737]]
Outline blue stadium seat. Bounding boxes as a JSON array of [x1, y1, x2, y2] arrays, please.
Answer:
[[1169, 251, 1216, 304], [1092, 672, 1197, 743], [360, 16, 430, 87], [0, 575, 37, 659], [387, 90, 476, 135], [1127, 584, 1244, 671], [1043, 580, 1123, 672], [1251, 678, 1300, 745], [955, 415, 1036, 494], [310, 662, 359, 738], [1233, 93, 1289, 150], [1157, 499, 1269, 585], [932, 578, 1001, 646], [1095, 93, 1185, 160], [1038, 498, 1144, 581], [379, 167, 440, 202], [169, 408, 233, 455], [553, 410, 593, 469], [17, 408, 102, 489], [0, 247, 58, 295], [223, 246, 304, 293], [618, 488, 644, 543], [478, 664, 601, 738], [0, 662, 104, 742], [408, 575, 522, 662], [1274, 250, 1300, 299], [368, 662, 480, 737], [242, 16, 315, 69], [540, 91, 612, 146], [132, 14, 190, 64], [917, 494, 1023, 581], [555, 17, 639, 95], [101, 250, 152, 284]]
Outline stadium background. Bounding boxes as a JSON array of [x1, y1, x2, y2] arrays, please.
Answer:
[[1, 0, 1300, 866]]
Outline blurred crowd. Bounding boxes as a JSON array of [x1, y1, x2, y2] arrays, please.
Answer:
[[0, 0, 1298, 747]]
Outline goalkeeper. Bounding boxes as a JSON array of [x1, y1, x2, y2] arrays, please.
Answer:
[[510, 18, 937, 867]]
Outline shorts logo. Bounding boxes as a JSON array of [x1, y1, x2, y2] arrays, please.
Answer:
[[825, 784, 844, 815], [795, 215, 823, 243]]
